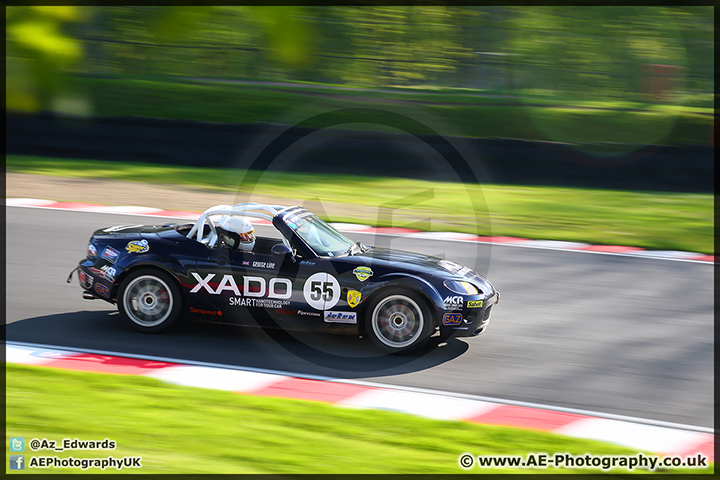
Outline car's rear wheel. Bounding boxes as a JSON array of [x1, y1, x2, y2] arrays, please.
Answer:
[[365, 289, 434, 354], [117, 268, 182, 333]]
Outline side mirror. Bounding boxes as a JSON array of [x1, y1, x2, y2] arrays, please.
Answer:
[[271, 243, 295, 262]]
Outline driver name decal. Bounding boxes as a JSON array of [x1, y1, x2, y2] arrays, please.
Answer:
[[252, 261, 276, 269]]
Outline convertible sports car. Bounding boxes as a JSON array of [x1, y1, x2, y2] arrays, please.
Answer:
[[69, 203, 499, 353]]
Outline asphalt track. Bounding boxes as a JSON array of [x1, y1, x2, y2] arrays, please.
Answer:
[[5, 207, 714, 428]]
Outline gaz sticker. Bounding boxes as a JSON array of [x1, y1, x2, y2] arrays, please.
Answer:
[[303, 272, 340, 310], [94, 283, 110, 298], [442, 313, 462, 326]]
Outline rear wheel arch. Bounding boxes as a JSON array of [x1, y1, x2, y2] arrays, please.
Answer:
[[112, 262, 180, 299], [116, 266, 184, 333]]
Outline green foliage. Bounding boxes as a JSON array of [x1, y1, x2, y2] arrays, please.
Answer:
[[65, 76, 713, 145], [6, 6, 85, 112], [253, 7, 316, 69], [5, 7, 713, 114], [505, 6, 707, 103], [7, 155, 714, 254]]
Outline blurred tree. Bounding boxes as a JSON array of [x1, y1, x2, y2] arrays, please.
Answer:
[[5, 6, 713, 113], [6, 6, 318, 111], [505, 6, 700, 102], [6, 6, 86, 112]]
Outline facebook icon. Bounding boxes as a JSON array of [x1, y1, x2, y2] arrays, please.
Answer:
[[10, 455, 25, 470]]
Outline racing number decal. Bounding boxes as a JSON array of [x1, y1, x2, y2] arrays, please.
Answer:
[[303, 272, 340, 310], [309, 282, 333, 302]]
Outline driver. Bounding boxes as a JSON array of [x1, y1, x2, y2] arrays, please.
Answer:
[[217, 217, 256, 252]]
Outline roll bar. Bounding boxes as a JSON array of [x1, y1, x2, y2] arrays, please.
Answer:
[[187, 203, 291, 248]]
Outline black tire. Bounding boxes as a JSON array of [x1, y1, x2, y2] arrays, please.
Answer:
[[364, 288, 434, 354], [117, 268, 182, 333]]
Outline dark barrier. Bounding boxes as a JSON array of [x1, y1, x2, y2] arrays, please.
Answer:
[[6, 112, 713, 192]]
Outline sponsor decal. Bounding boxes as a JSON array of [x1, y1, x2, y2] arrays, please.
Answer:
[[125, 239, 149, 254], [467, 300, 483, 308], [252, 261, 276, 269], [100, 265, 117, 281], [299, 260, 315, 266], [87, 244, 97, 257], [347, 290, 361, 308], [101, 246, 119, 264], [94, 283, 110, 298], [229, 297, 290, 308], [324, 311, 358, 324], [78, 270, 93, 288], [444, 295, 463, 310], [275, 308, 296, 316], [189, 307, 222, 316], [442, 313, 463, 326], [189, 272, 293, 309], [190, 272, 292, 299], [303, 272, 341, 310], [353, 266, 373, 282], [103, 225, 142, 232], [297, 310, 322, 317]]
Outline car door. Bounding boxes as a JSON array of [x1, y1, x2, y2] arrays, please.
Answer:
[[191, 245, 244, 322], [225, 248, 294, 324], [192, 241, 302, 326], [276, 256, 365, 331]]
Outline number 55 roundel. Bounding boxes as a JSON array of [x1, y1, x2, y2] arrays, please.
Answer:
[[303, 272, 341, 310]]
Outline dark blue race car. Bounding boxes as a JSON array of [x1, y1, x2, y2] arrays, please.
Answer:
[[70, 203, 499, 353]]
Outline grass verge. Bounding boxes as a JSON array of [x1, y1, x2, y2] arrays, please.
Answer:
[[68, 77, 714, 146], [6, 363, 712, 474], [7, 155, 714, 254]]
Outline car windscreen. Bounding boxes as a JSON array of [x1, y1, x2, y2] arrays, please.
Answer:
[[288, 213, 355, 257]]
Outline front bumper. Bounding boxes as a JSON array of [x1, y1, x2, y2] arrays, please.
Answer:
[[438, 291, 499, 338]]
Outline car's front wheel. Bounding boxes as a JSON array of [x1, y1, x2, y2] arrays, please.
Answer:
[[117, 268, 182, 333], [364, 289, 434, 354]]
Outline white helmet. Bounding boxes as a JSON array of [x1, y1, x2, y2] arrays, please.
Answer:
[[219, 217, 255, 252]]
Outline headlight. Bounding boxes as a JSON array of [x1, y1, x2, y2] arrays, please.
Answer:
[[443, 280, 480, 295], [87, 243, 97, 257]]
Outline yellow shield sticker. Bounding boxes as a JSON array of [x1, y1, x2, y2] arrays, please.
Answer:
[[347, 290, 361, 308]]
